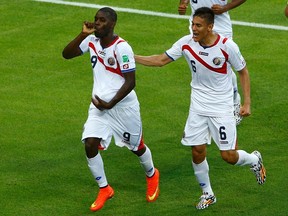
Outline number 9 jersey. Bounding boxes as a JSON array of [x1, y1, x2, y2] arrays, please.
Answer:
[[79, 35, 137, 107]]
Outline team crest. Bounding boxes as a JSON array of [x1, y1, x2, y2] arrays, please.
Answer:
[[213, 57, 222, 66], [108, 57, 115, 66]]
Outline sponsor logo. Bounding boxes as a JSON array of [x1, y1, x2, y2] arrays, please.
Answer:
[[199, 51, 208, 56], [220, 140, 229, 144], [96, 176, 102, 180], [107, 57, 115, 66], [98, 50, 105, 56], [147, 186, 159, 201], [199, 183, 206, 187]]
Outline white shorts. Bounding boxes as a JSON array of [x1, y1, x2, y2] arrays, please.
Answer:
[[181, 111, 237, 150], [82, 101, 143, 151]]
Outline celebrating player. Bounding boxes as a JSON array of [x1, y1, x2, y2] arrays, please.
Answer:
[[135, 7, 266, 210], [62, 7, 159, 212], [178, 0, 246, 125]]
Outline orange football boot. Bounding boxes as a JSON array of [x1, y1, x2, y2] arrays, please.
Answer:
[[146, 168, 160, 202], [90, 185, 114, 212]]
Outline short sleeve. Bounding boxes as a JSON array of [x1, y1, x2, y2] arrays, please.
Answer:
[[115, 42, 136, 73], [79, 35, 94, 54], [165, 35, 191, 61], [226, 40, 246, 71]]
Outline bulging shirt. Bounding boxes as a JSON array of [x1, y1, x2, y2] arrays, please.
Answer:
[[80, 35, 138, 107]]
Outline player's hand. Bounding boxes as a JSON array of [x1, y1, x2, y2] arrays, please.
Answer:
[[211, 4, 226, 15], [92, 95, 113, 110], [82, 21, 96, 35], [178, 4, 188, 15], [239, 104, 251, 117]]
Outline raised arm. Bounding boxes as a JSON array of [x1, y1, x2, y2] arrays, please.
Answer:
[[212, 0, 246, 15], [62, 21, 95, 59], [135, 53, 173, 67], [178, 0, 189, 15]]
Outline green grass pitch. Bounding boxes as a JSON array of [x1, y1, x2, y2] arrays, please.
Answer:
[[0, 0, 287, 215]]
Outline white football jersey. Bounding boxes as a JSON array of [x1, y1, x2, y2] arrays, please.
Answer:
[[79, 35, 137, 107], [189, 0, 233, 38], [166, 34, 246, 116]]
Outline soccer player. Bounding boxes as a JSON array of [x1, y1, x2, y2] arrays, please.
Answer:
[[62, 7, 159, 212], [178, 0, 246, 125], [135, 7, 266, 210]]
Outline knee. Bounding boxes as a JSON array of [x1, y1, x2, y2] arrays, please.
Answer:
[[85, 138, 100, 158], [192, 145, 206, 164], [132, 145, 146, 157]]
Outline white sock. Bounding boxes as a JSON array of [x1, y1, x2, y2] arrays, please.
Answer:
[[87, 153, 108, 188], [235, 150, 258, 166], [192, 159, 213, 195], [139, 145, 155, 177]]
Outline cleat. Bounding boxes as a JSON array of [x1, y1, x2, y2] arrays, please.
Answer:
[[234, 93, 243, 126], [196, 193, 216, 210], [250, 151, 266, 185], [146, 168, 160, 202], [90, 185, 114, 212]]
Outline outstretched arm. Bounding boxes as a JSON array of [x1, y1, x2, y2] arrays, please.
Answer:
[[135, 53, 173, 67], [62, 22, 95, 59], [238, 66, 251, 117], [212, 0, 246, 15]]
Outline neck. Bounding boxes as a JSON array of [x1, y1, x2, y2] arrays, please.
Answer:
[[199, 32, 218, 47], [100, 34, 117, 48]]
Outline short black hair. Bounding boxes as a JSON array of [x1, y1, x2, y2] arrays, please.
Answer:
[[99, 7, 117, 22], [193, 7, 214, 25]]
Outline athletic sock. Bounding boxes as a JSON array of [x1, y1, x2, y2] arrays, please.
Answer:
[[87, 153, 108, 187], [192, 159, 214, 195], [139, 145, 155, 177], [235, 150, 258, 166]]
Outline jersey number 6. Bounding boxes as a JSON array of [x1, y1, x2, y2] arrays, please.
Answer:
[[219, 126, 227, 140], [190, 60, 197, 73]]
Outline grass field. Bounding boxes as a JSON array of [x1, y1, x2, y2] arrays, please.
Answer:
[[0, 0, 287, 215]]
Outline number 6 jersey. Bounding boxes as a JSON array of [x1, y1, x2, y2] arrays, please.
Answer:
[[166, 34, 246, 117]]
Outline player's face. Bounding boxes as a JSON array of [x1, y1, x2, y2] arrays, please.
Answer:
[[93, 11, 114, 38], [191, 16, 212, 43]]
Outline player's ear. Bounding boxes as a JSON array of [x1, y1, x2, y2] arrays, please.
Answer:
[[110, 21, 116, 30], [208, 23, 214, 33]]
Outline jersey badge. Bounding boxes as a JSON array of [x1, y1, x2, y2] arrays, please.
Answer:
[[213, 57, 222, 66], [108, 57, 116, 66], [122, 55, 130, 63], [123, 64, 129, 69]]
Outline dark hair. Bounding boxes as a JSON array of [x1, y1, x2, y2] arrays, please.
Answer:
[[99, 7, 117, 22], [193, 7, 214, 25]]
